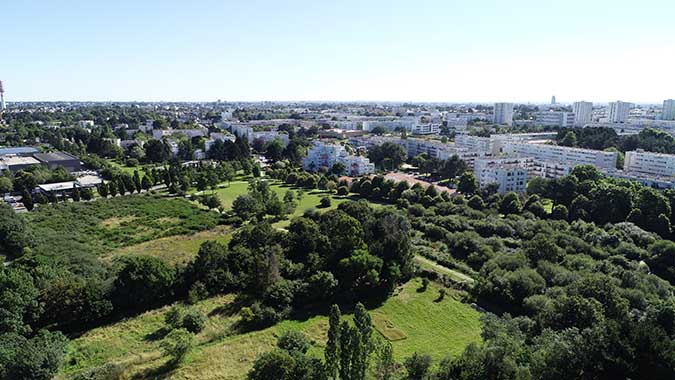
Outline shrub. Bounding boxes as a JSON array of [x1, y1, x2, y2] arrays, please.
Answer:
[[319, 196, 332, 208], [337, 186, 349, 196], [277, 330, 311, 354], [165, 306, 183, 330], [161, 329, 194, 364], [182, 309, 207, 333]]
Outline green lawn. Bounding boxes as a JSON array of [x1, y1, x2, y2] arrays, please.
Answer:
[[58, 279, 482, 380], [414, 255, 475, 284], [202, 180, 351, 228]]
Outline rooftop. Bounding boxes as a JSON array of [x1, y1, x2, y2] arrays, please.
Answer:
[[0, 156, 41, 166], [33, 151, 79, 162], [0, 147, 39, 156]]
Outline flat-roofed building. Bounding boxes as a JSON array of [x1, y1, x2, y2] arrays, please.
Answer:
[[504, 142, 617, 171], [624, 149, 675, 177], [33, 151, 82, 172], [474, 157, 529, 193], [0, 156, 41, 172]]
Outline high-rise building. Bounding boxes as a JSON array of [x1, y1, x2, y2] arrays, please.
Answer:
[[572, 101, 593, 126], [493, 102, 514, 126], [663, 99, 675, 121], [551, 95, 556, 105], [0, 80, 5, 118], [607, 101, 632, 123]]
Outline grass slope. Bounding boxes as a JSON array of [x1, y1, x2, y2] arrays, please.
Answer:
[[59, 279, 482, 380], [104, 225, 233, 265]]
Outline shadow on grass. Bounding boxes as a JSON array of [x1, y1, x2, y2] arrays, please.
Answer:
[[131, 359, 177, 380], [144, 326, 171, 342], [209, 294, 252, 317]]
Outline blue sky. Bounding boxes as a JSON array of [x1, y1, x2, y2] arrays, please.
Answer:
[[3, 0, 674, 103]]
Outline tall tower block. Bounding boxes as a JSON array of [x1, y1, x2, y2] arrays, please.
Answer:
[[0, 80, 5, 121]]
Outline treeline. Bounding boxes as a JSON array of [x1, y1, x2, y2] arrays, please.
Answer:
[[528, 165, 675, 238], [557, 126, 675, 154]]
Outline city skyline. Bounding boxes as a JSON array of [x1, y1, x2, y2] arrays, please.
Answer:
[[3, 0, 675, 103]]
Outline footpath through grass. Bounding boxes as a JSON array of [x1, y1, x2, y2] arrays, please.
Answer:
[[58, 278, 482, 380]]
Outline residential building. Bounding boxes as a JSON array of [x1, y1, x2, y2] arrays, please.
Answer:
[[474, 157, 529, 193], [663, 99, 675, 121], [303, 142, 374, 176], [607, 101, 632, 123], [573, 101, 593, 126], [504, 142, 617, 171], [624, 149, 675, 177], [535, 111, 576, 127], [361, 117, 417, 132], [411, 123, 440, 135], [493, 103, 514, 126]]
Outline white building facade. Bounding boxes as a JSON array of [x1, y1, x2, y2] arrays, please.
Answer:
[[504, 142, 618, 171], [572, 101, 593, 126], [303, 142, 374, 176], [493, 103, 514, 126], [607, 101, 632, 123], [663, 99, 675, 121], [624, 150, 675, 178], [474, 157, 529, 193], [535, 111, 576, 127]]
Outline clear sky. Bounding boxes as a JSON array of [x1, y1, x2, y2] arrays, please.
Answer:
[[3, 0, 674, 103]]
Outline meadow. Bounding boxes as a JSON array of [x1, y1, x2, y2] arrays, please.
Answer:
[[24, 194, 221, 270], [58, 278, 482, 380]]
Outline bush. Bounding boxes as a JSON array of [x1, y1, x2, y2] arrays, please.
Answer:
[[337, 186, 349, 196], [165, 306, 183, 330], [182, 309, 207, 333], [319, 196, 332, 208], [161, 329, 194, 364], [277, 330, 311, 354]]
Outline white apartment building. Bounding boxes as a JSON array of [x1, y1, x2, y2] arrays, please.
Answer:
[[474, 157, 529, 193], [455, 133, 558, 155], [535, 111, 576, 127], [607, 101, 632, 123], [411, 123, 440, 135], [624, 149, 675, 178], [504, 142, 618, 171], [303, 142, 374, 176], [361, 117, 417, 132], [493, 103, 514, 126], [573, 101, 593, 126], [663, 99, 675, 121]]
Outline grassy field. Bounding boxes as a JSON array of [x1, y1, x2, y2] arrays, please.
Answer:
[[25, 195, 220, 269], [103, 225, 233, 265], [58, 279, 482, 380], [414, 255, 475, 284]]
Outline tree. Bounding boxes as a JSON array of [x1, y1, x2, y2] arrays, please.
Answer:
[[368, 142, 407, 170], [320, 196, 332, 208], [457, 172, 478, 195], [331, 162, 346, 175], [0, 204, 32, 258], [551, 204, 569, 220], [499, 192, 522, 215], [3, 330, 69, 380], [372, 338, 396, 380], [248, 349, 295, 380], [325, 305, 341, 380], [21, 191, 34, 211], [560, 131, 577, 147], [161, 329, 194, 365], [351, 303, 373, 380], [0, 177, 13, 193], [233, 194, 262, 220], [404, 352, 432, 380], [72, 186, 81, 202], [141, 175, 152, 190], [265, 139, 285, 161], [112, 255, 176, 309], [97, 182, 108, 198], [339, 321, 353, 380], [133, 170, 142, 192]]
